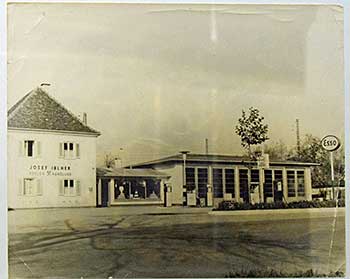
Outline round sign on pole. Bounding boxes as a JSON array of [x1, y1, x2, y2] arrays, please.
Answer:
[[321, 135, 341, 152]]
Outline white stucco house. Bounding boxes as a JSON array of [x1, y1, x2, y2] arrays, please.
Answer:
[[8, 86, 100, 209]]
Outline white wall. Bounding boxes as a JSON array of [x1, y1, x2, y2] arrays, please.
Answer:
[[8, 129, 97, 208], [154, 164, 183, 205]]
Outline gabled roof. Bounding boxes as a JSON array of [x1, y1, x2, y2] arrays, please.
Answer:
[[8, 87, 100, 136], [131, 153, 320, 168], [97, 167, 170, 179]]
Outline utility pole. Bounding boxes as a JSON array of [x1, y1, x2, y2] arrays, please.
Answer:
[[296, 119, 301, 157], [205, 138, 209, 155]]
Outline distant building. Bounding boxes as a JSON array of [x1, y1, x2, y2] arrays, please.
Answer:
[[8, 87, 100, 208], [130, 153, 319, 207]]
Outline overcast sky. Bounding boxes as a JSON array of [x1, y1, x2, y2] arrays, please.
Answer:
[[7, 3, 344, 166]]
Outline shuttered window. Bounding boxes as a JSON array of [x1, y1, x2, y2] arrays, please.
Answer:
[[20, 178, 42, 196], [60, 142, 80, 159], [25, 140, 34, 157], [20, 140, 41, 157], [61, 179, 81, 196]]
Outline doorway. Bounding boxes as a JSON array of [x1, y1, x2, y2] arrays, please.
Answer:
[[101, 179, 109, 207]]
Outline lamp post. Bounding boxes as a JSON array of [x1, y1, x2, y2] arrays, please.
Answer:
[[180, 151, 190, 206]]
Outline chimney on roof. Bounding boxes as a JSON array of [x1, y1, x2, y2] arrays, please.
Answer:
[[83, 112, 87, 125]]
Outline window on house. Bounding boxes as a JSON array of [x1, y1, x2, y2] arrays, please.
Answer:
[[60, 179, 80, 196], [60, 142, 80, 159], [64, 179, 74, 196], [23, 178, 35, 195], [297, 171, 305, 196], [20, 178, 42, 196], [225, 169, 235, 197], [20, 140, 41, 157], [26, 140, 34, 157], [287, 170, 296, 197], [22, 140, 36, 157], [213, 168, 223, 198]]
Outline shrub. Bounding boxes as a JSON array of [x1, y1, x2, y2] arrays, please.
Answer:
[[225, 268, 344, 278], [216, 199, 345, 211]]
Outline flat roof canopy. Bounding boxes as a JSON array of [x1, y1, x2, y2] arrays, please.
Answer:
[[97, 167, 170, 179], [130, 153, 320, 168]]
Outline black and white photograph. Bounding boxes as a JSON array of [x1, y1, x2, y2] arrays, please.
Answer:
[[4, 1, 347, 278]]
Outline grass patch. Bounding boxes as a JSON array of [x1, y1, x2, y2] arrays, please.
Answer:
[[225, 268, 344, 278]]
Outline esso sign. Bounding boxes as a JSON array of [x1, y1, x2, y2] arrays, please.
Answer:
[[321, 135, 341, 152]]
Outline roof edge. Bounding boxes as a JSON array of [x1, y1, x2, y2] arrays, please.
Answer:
[[8, 127, 101, 137], [130, 153, 320, 168]]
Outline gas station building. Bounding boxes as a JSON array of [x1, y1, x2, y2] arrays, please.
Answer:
[[97, 153, 318, 207]]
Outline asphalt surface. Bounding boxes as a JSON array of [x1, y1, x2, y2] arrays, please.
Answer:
[[8, 206, 345, 278]]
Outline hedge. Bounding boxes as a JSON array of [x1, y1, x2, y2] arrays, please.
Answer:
[[216, 199, 345, 211], [225, 268, 344, 278]]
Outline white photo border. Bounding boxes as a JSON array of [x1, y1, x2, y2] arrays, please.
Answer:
[[0, 1, 348, 278]]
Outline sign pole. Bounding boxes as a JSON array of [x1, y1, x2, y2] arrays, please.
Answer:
[[321, 135, 340, 201], [330, 151, 335, 200]]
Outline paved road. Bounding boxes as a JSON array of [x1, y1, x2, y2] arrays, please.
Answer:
[[8, 207, 345, 278]]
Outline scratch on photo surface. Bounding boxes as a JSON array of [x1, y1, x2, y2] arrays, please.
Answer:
[[327, 201, 338, 273], [25, 11, 45, 35], [12, 252, 34, 276], [210, 7, 217, 43]]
